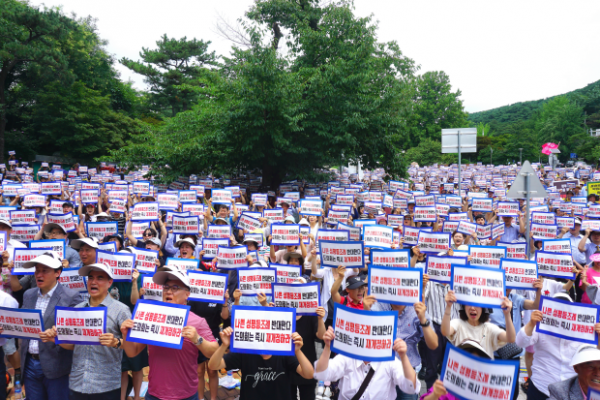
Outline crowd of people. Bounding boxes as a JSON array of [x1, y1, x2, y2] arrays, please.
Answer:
[[0, 157, 597, 400]]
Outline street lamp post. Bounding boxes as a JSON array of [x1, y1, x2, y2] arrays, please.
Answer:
[[519, 148, 523, 164], [490, 147, 493, 165]]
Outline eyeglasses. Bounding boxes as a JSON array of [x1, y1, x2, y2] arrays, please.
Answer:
[[162, 285, 183, 293], [143, 233, 153, 238]]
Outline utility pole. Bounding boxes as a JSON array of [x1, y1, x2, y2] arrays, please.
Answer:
[[490, 147, 493, 165], [519, 148, 523, 164]]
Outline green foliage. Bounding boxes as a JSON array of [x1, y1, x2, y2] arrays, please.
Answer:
[[404, 71, 469, 146], [404, 139, 456, 166], [109, 1, 417, 186], [476, 122, 490, 137], [120, 35, 216, 118], [1, 1, 141, 162]]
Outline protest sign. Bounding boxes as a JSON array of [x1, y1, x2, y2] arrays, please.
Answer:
[[425, 255, 467, 284], [206, 225, 231, 240], [457, 221, 477, 237], [55, 307, 106, 345], [23, 194, 46, 208], [331, 304, 397, 362], [47, 201, 63, 214], [132, 181, 151, 195], [10, 225, 39, 242], [500, 258, 538, 290], [319, 240, 364, 269], [413, 206, 437, 222], [188, 271, 228, 304], [230, 306, 296, 356], [298, 200, 323, 216], [315, 229, 349, 246], [368, 266, 422, 306], [497, 202, 520, 217], [2, 184, 22, 197], [178, 190, 197, 204], [337, 222, 361, 241], [85, 221, 118, 241], [96, 250, 135, 282], [403, 226, 430, 247], [181, 203, 204, 218], [236, 213, 262, 232], [131, 202, 159, 222], [468, 245, 506, 268], [442, 221, 459, 233], [272, 283, 321, 316], [58, 267, 86, 291], [415, 195, 435, 207], [273, 264, 302, 284], [157, 193, 178, 211], [472, 198, 493, 212], [583, 219, 600, 232], [251, 193, 267, 207], [326, 210, 349, 225], [10, 210, 36, 226], [131, 248, 159, 274], [108, 198, 127, 214], [141, 275, 163, 301], [535, 250, 575, 280], [370, 249, 410, 268], [201, 238, 229, 260], [216, 246, 249, 269], [46, 212, 76, 232], [172, 215, 199, 235], [542, 239, 572, 254], [243, 233, 264, 247], [556, 217, 575, 230], [166, 257, 200, 272], [30, 239, 64, 258], [211, 189, 233, 205], [448, 212, 469, 222], [441, 343, 519, 400], [589, 388, 600, 400], [435, 203, 450, 217], [336, 194, 354, 207], [237, 268, 276, 296], [262, 208, 285, 223], [353, 219, 377, 229], [107, 190, 128, 203], [417, 231, 451, 254], [530, 223, 557, 240], [537, 296, 600, 345], [41, 181, 62, 196], [357, 222, 392, 246], [127, 300, 190, 349], [497, 241, 528, 260], [0, 307, 44, 339], [451, 265, 506, 309], [99, 241, 118, 253], [476, 224, 492, 240], [531, 212, 556, 225], [129, 222, 150, 239], [387, 214, 404, 228], [12, 248, 52, 275], [270, 224, 300, 246], [80, 189, 99, 205]]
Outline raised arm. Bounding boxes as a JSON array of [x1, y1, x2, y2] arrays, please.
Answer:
[[330, 266, 346, 304], [441, 290, 456, 337]]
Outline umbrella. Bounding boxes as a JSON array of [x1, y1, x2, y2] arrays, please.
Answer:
[[541, 142, 559, 155]]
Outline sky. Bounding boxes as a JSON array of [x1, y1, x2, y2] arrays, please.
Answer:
[[32, 0, 600, 113]]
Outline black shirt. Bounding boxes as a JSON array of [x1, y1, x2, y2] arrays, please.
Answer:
[[292, 316, 318, 385], [223, 353, 299, 400], [188, 300, 222, 340]]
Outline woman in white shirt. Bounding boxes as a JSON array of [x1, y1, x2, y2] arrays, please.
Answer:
[[441, 289, 516, 358]]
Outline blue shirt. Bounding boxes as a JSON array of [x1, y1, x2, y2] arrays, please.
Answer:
[[489, 291, 525, 330], [65, 246, 82, 268], [500, 224, 521, 243]]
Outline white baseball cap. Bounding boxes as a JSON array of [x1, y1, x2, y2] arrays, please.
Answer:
[[570, 344, 600, 367], [22, 251, 62, 269], [152, 269, 190, 288], [175, 237, 196, 249], [43, 223, 67, 235], [78, 263, 114, 279], [284, 216, 296, 224], [70, 237, 99, 250], [0, 219, 12, 229]]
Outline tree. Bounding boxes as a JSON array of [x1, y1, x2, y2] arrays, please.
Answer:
[[0, 0, 79, 161], [476, 122, 490, 136], [109, 1, 417, 187], [120, 35, 217, 118], [404, 71, 469, 146]]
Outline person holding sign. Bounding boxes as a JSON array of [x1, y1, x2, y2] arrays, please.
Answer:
[[331, 266, 375, 311], [120, 268, 218, 400], [270, 232, 307, 264], [314, 326, 419, 400], [40, 263, 131, 400], [579, 228, 600, 264], [548, 344, 600, 400], [0, 218, 27, 263], [207, 326, 314, 400], [34, 222, 82, 268], [14, 252, 83, 400], [441, 290, 516, 358], [516, 293, 600, 400]]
